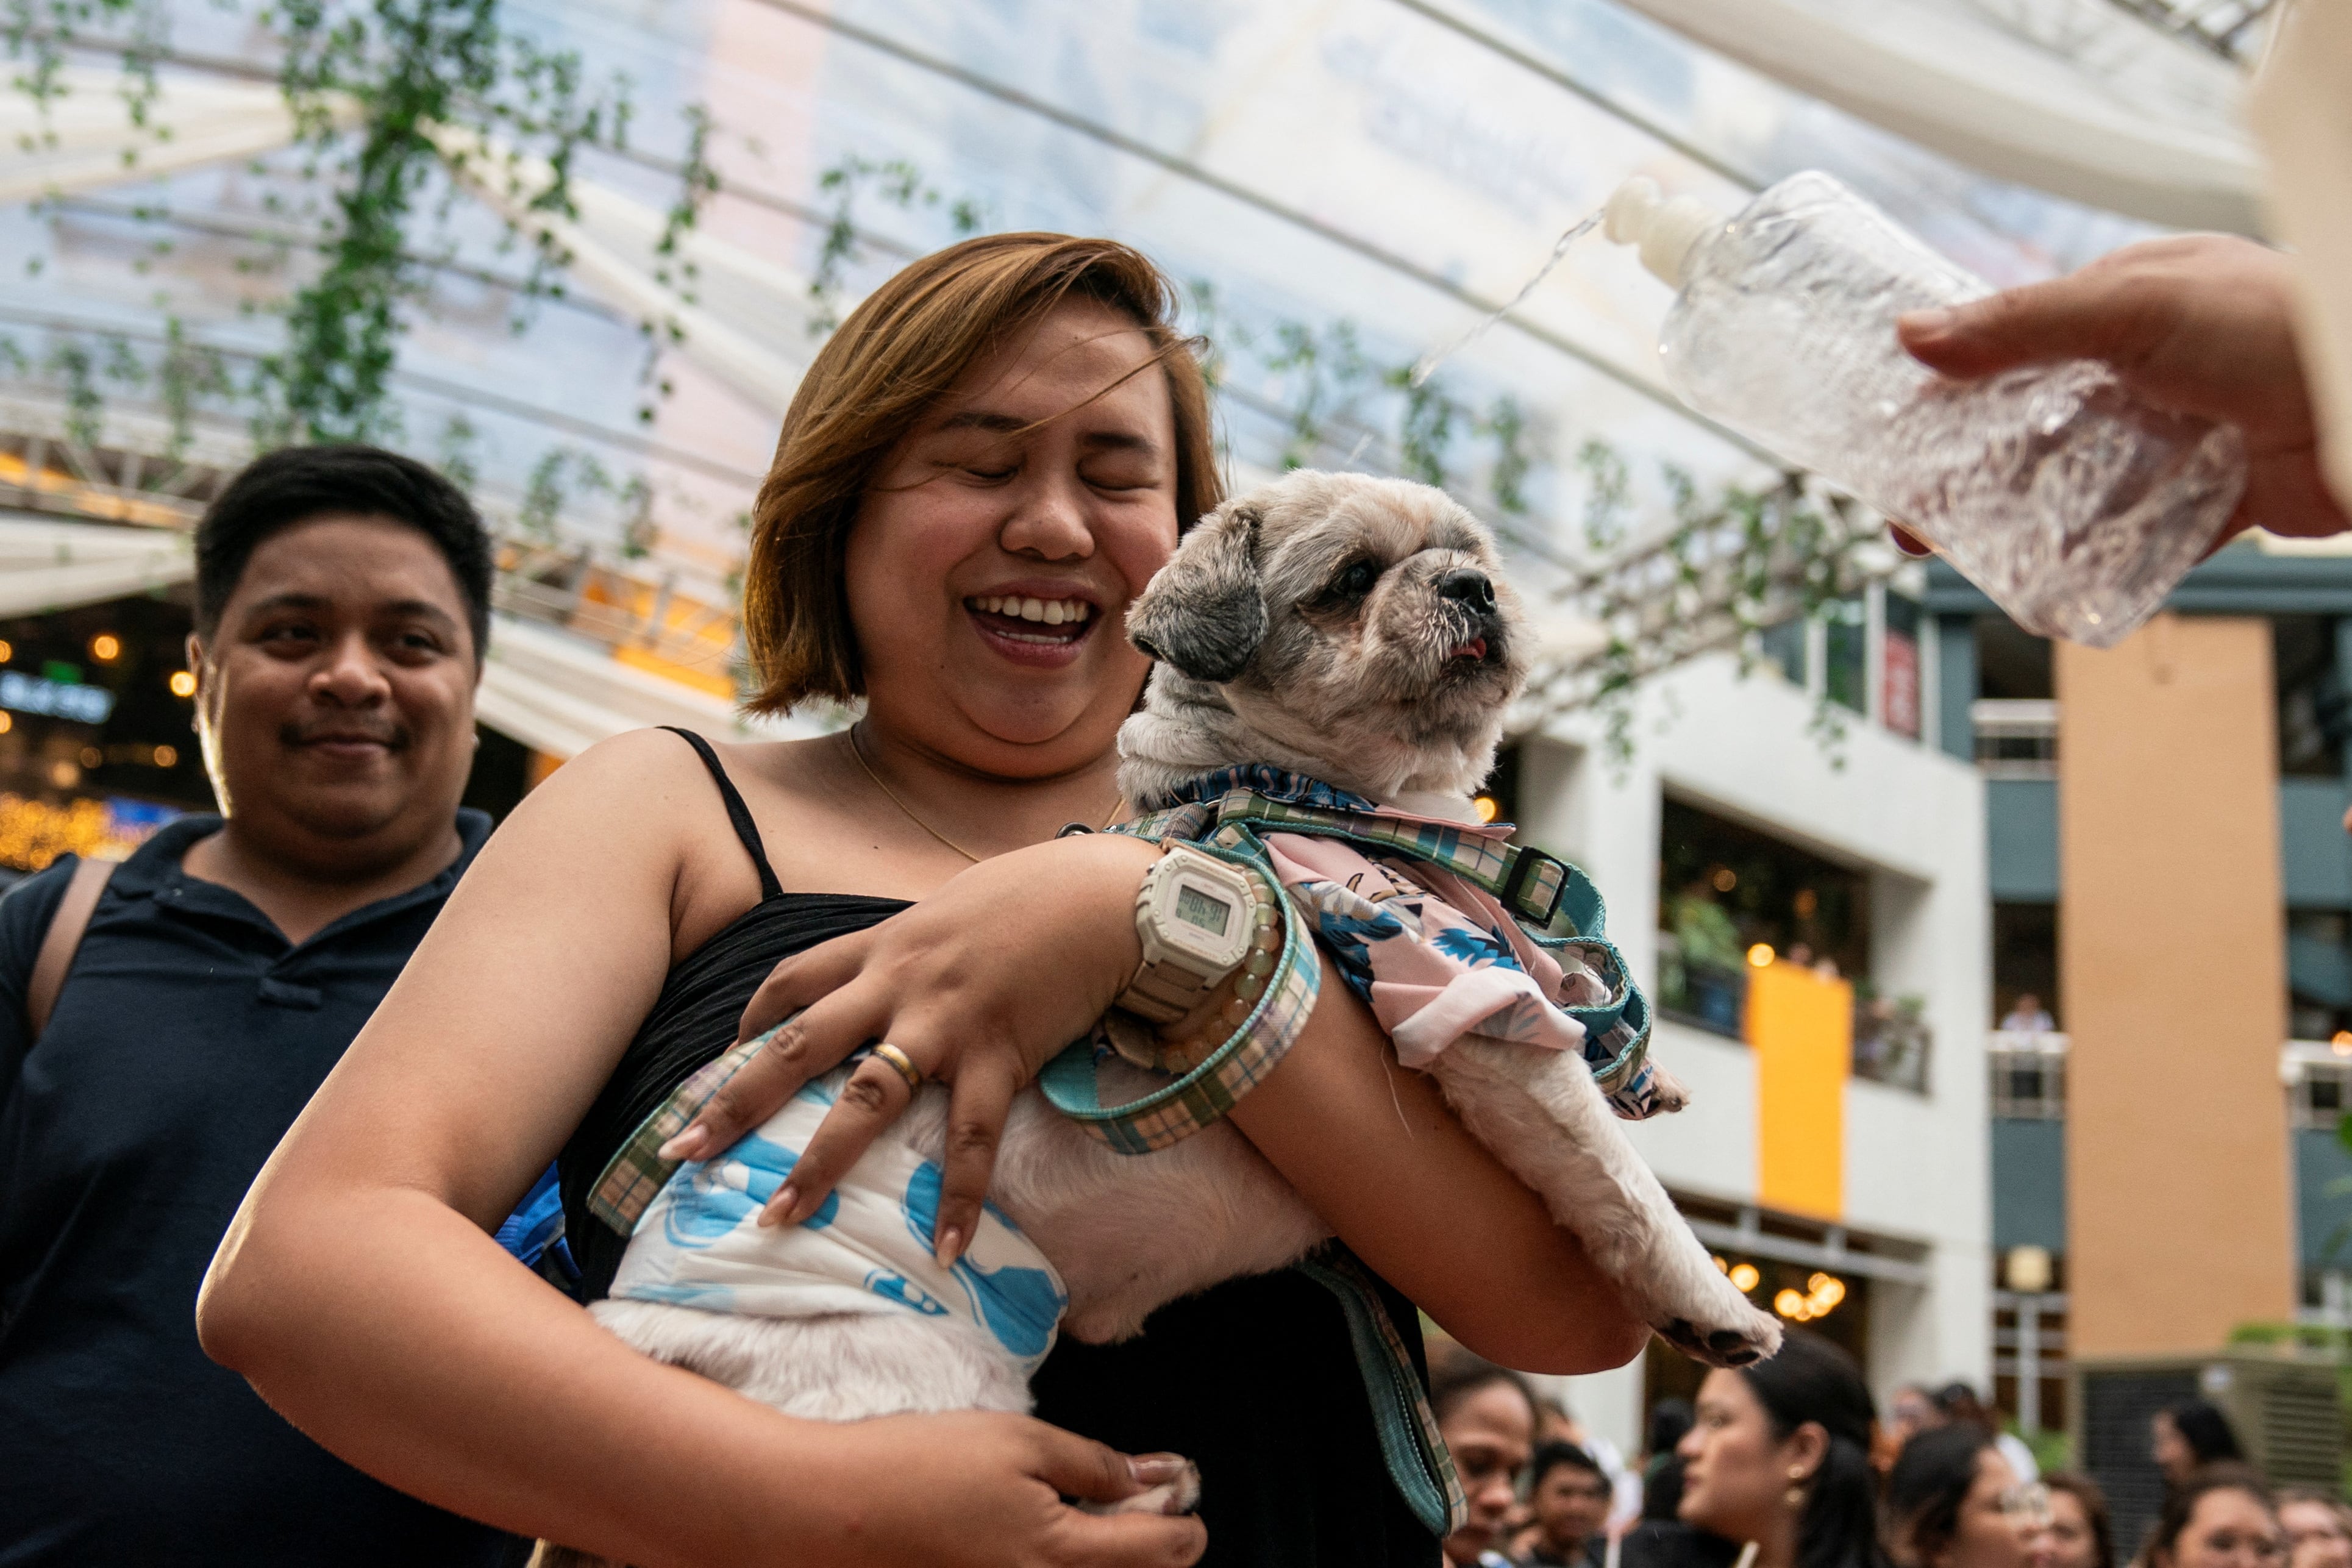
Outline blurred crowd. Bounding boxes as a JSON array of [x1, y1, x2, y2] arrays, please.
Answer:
[[1430, 1333, 2352, 1568]]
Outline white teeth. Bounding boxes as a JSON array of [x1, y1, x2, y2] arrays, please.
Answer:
[[964, 594, 1093, 626]]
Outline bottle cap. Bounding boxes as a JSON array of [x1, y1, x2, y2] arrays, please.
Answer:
[[1604, 176, 1725, 290]]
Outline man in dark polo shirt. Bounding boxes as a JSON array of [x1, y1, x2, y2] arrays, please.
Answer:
[[0, 445, 515, 1564]]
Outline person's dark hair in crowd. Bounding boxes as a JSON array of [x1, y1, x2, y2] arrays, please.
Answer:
[[2151, 1402, 2246, 1489], [1431, 1344, 1543, 1567], [1650, 1397, 1698, 1463], [194, 443, 496, 661], [1622, 1332, 1886, 1568], [1884, 1425, 2037, 1568], [2038, 1472, 2115, 1568], [2146, 1466, 2281, 1568], [0, 442, 519, 1565], [1516, 1442, 1614, 1568], [1932, 1384, 1998, 1437], [1684, 1335, 1881, 1568]]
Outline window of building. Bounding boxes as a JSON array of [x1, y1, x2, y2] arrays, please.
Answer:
[[2289, 910, 2352, 1044], [1758, 615, 1807, 690], [1993, 902, 2059, 1031], [2276, 616, 2344, 779], [1657, 797, 1870, 1038], [1825, 594, 1867, 715], [2293, 1061, 2351, 1131], [1976, 616, 2053, 700]]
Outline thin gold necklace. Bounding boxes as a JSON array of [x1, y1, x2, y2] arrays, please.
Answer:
[[846, 723, 1122, 863]]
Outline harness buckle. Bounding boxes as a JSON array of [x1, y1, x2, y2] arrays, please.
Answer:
[[1499, 846, 1567, 927]]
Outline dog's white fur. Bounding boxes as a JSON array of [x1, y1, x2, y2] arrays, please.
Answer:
[[548, 469, 1778, 1566]]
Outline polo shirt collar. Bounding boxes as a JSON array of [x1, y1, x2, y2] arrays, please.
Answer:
[[109, 807, 494, 947]]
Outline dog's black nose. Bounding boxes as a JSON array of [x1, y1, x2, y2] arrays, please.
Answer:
[[1437, 569, 1495, 613]]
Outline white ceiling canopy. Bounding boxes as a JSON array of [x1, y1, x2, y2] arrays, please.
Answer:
[[1609, 0, 2264, 232]]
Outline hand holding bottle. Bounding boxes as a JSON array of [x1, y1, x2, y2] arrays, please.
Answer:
[[1896, 233, 2349, 552]]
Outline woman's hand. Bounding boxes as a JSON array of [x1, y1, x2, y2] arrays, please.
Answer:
[[658, 830, 1161, 1263], [812, 1414, 1205, 1568]]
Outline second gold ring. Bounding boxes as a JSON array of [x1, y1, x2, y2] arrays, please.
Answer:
[[869, 1041, 924, 1093]]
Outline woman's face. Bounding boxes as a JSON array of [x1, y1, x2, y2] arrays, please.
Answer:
[[1679, 1369, 1819, 1546], [2279, 1500, 2351, 1568], [1930, 1448, 2037, 1568], [1439, 1380, 1536, 1565], [846, 297, 1181, 777], [2152, 1414, 2197, 1484], [2034, 1488, 2101, 1568], [2166, 1488, 2284, 1568]]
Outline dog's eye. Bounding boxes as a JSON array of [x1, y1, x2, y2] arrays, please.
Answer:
[[1323, 559, 1380, 602]]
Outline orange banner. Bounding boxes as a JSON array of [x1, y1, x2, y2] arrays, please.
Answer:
[[1746, 960, 1849, 1220]]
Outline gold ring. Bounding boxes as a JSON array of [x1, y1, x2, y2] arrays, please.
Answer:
[[869, 1041, 924, 1093]]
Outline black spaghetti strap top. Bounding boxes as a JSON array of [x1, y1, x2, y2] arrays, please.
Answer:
[[558, 728, 1441, 1568]]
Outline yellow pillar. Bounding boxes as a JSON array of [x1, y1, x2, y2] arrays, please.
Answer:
[[2057, 615, 2294, 1356]]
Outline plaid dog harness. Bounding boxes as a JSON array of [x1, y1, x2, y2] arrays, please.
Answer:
[[1036, 764, 1659, 1544]]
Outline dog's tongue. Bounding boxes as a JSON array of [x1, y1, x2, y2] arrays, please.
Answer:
[[1451, 637, 1488, 661]]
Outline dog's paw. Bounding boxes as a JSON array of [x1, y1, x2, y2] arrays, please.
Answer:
[[1654, 1298, 1782, 1367], [1079, 1456, 1202, 1517], [1648, 1066, 1691, 1114]]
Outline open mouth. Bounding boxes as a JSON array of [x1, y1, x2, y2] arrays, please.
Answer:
[[963, 593, 1099, 657]]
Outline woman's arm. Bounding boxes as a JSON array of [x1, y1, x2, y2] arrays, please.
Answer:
[[196, 730, 1202, 1568], [678, 833, 1650, 1374]]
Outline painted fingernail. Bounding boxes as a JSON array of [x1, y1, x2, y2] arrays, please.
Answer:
[[1130, 1453, 1190, 1485], [1900, 307, 1955, 336], [934, 1225, 963, 1268], [658, 1126, 708, 1161], [758, 1185, 799, 1227]]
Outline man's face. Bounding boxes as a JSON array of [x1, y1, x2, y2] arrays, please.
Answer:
[[191, 513, 477, 863], [1534, 1463, 1613, 1552]]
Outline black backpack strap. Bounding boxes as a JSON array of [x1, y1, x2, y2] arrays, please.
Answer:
[[26, 856, 118, 1038]]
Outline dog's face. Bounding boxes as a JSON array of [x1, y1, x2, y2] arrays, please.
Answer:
[[1127, 471, 1528, 782]]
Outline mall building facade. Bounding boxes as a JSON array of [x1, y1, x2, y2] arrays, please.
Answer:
[[1520, 571, 1995, 1454]]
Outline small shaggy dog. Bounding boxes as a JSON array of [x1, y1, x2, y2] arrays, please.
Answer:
[[551, 471, 1776, 1564]]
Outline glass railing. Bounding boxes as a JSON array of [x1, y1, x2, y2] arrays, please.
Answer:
[[1853, 1000, 1933, 1092]]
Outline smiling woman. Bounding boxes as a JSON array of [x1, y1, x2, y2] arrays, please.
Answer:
[[196, 233, 1647, 1568]]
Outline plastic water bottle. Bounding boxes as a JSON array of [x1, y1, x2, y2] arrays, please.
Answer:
[[1603, 172, 2245, 647]]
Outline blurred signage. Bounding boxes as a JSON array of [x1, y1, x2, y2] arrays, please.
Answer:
[[0, 793, 181, 872], [1, 669, 116, 725], [1881, 629, 1920, 739]]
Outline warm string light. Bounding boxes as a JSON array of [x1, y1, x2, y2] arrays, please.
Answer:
[[168, 670, 196, 698], [89, 633, 121, 663], [1773, 1272, 1847, 1322], [1747, 943, 1775, 968], [1471, 794, 1501, 823]]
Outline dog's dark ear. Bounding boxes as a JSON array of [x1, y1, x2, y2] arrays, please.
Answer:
[[1127, 500, 1267, 683]]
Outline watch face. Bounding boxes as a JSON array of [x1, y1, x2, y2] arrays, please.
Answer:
[[1174, 881, 1235, 936]]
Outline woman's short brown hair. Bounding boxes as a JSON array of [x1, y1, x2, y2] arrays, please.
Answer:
[[740, 232, 1222, 714]]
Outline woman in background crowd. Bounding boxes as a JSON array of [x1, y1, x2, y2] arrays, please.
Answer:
[[1632, 1331, 1886, 1568], [2033, 1472, 2114, 1568], [2152, 1403, 2247, 1492], [2144, 1468, 2282, 1568], [1433, 1346, 1541, 1568], [2276, 1489, 2352, 1568], [1884, 1426, 2040, 1568]]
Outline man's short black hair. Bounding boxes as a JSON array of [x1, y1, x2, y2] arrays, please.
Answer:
[[1530, 1441, 1605, 1491], [195, 443, 494, 659]]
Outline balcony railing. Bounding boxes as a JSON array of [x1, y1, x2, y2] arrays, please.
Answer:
[[1972, 699, 2058, 779], [1656, 939, 1934, 1092], [1854, 999, 1933, 1092], [1989, 1030, 2069, 1118]]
